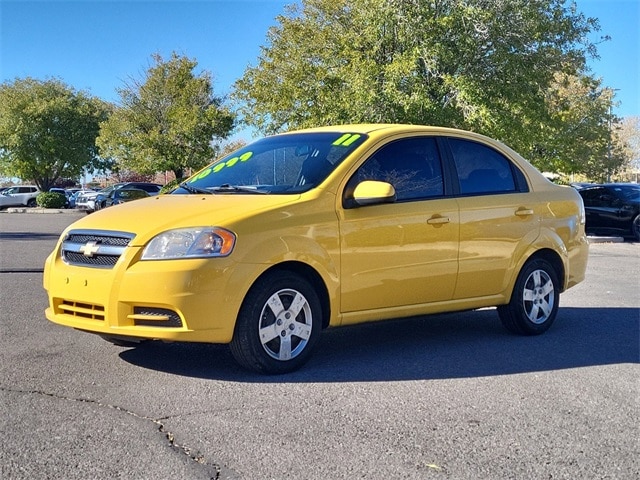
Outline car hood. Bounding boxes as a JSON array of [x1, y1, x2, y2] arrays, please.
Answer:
[[64, 193, 301, 245]]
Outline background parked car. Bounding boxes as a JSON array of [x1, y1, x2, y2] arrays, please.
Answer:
[[92, 182, 162, 212], [49, 188, 72, 208], [76, 186, 118, 213], [102, 188, 150, 208], [74, 188, 102, 213], [577, 183, 640, 241], [65, 188, 82, 208], [0, 185, 40, 209]]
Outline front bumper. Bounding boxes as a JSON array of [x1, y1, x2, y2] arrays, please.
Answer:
[[75, 202, 95, 212], [43, 243, 253, 344]]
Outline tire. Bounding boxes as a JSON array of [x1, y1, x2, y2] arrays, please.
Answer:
[[26, 198, 37, 207], [498, 258, 560, 335], [633, 215, 640, 242], [230, 271, 322, 374]]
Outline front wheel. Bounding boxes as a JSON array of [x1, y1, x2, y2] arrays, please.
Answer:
[[498, 258, 560, 335], [230, 271, 322, 374]]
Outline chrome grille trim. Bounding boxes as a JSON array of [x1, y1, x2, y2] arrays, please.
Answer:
[[61, 229, 135, 268]]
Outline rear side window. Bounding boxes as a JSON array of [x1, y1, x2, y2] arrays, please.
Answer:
[[448, 138, 520, 195]]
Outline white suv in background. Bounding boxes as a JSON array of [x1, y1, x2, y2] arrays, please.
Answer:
[[75, 188, 104, 213], [0, 185, 40, 209]]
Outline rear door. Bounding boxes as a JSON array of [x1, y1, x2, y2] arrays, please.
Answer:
[[445, 137, 539, 300], [15, 187, 33, 205]]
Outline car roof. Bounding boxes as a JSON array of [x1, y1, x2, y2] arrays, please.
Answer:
[[289, 123, 492, 138], [580, 183, 640, 189], [282, 123, 520, 157]]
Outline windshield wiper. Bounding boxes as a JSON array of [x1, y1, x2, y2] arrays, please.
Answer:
[[179, 182, 214, 195], [209, 184, 269, 194]]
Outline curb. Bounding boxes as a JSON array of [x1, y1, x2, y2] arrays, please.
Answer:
[[587, 236, 625, 244], [2, 208, 85, 214]]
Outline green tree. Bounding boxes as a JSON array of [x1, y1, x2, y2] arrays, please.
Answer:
[[0, 78, 111, 190], [97, 53, 235, 180], [541, 74, 624, 181], [233, 0, 612, 175], [614, 116, 640, 182]]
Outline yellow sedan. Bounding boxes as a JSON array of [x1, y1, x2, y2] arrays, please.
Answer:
[[44, 124, 588, 374]]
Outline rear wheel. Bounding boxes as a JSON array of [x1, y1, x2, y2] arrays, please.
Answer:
[[230, 271, 322, 374], [632, 215, 640, 242], [498, 258, 559, 335], [27, 198, 37, 207]]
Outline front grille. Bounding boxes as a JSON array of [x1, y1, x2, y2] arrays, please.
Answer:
[[66, 232, 131, 246], [61, 229, 135, 268], [130, 307, 183, 328], [58, 300, 105, 321], [64, 251, 120, 267]]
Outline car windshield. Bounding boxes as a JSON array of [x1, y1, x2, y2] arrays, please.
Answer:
[[173, 132, 368, 195]]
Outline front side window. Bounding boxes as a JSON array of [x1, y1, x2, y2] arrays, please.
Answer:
[[175, 132, 367, 195], [346, 137, 444, 202], [449, 138, 518, 195]]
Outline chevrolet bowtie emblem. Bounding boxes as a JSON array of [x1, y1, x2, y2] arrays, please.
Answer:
[[79, 241, 100, 257]]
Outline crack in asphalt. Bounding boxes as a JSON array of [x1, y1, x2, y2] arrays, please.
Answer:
[[1, 386, 221, 480]]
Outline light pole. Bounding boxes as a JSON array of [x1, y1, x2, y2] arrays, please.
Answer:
[[607, 88, 620, 182]]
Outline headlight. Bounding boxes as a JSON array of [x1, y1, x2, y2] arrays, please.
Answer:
[[141, 227, 236, 260]]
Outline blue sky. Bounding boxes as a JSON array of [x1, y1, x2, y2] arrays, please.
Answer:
[[1, 0, 638, 141]]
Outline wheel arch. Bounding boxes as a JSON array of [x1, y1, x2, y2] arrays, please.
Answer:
[[522, 248, 566, 292], [248, 261, 332, 329]]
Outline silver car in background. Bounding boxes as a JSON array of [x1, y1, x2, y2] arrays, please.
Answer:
[[75, 188, 102, 213]]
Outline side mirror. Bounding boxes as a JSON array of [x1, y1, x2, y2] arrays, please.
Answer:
[[352, 180, 396, 206]]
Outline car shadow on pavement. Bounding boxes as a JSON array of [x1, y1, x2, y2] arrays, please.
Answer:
[[118, 306, 639, 383]]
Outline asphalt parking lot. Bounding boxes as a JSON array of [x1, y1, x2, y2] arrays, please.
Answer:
[[1, 210, 638, 479]]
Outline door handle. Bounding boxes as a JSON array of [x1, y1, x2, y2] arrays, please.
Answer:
[[515, 208, 534, 216], [427, 215, 450, 225]]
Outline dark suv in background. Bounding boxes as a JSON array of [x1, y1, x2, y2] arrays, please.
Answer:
[[577, 183, 640, 241], [94, 182, 162, 211]]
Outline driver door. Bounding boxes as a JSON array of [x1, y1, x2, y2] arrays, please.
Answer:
[[338, 136, 459, 321]]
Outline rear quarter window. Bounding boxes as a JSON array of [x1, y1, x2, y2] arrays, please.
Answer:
[[448, 138, 525, 195]]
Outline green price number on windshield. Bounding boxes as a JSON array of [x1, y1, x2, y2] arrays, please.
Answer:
[[190, 151, 254, 182]]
